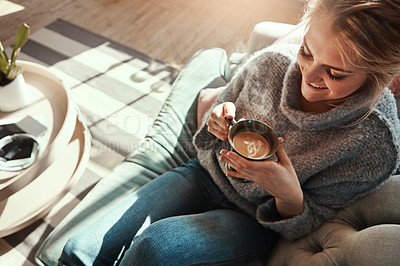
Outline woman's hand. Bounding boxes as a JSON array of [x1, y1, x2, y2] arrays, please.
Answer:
[[197, 87, 226, 130], [219, 138, 304, 218], [207, 102, 236, 141]]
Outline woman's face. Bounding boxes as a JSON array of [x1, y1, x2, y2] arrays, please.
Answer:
[[297, 16, 368, 106]]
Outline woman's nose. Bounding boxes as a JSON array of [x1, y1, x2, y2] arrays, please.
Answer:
[[303, 62, 323, 83]]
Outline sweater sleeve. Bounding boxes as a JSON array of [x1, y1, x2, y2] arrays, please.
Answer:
[[256, 113, 399, 240]]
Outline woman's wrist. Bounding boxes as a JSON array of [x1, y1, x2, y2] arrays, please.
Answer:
[[275, 191, 304, 219]]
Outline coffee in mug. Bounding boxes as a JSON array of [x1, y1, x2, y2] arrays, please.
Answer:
[[225, 118, 278, 182], [232, 131, 270, 159]]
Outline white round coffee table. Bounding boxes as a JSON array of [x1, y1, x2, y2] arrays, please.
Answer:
[[0, 61, 91, 237]]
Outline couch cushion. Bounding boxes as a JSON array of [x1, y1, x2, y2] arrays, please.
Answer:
[[35, 48, 228, 266], [267, 175, 400, 266]]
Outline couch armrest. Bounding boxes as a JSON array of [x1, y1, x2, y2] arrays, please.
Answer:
[[247, 21, 306, 55]]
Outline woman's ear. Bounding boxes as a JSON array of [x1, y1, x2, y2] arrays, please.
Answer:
[[389, 72, 400, 97]]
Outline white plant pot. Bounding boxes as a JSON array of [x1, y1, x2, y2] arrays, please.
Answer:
[[0, 74, 33, 112]]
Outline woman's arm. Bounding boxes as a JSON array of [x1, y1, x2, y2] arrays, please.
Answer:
[[196, 86, 226, 130]]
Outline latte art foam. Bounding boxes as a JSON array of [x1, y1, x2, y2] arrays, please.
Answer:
[[232, 131, 270, 159]]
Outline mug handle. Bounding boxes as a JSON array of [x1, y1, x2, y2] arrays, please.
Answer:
[[225, 117, 237, 126]]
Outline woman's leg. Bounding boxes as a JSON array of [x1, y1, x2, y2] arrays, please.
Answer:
[[120, 209, 278, 266], [59, 159, 227, 266]]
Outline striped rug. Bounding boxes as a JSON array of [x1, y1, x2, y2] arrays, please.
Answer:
[[0, 19, 179, 265]]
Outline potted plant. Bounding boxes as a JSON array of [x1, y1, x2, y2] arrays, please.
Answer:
[[0, 23, 31, 112]]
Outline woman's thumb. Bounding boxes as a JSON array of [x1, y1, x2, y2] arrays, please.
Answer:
[[276, 137, 290, 165], [222, 102, 236, 119]]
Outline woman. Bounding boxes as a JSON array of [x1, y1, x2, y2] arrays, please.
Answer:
[[59, 0, 400, 265]]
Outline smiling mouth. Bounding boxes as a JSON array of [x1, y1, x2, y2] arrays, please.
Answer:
[[309, 83, 328, 89]]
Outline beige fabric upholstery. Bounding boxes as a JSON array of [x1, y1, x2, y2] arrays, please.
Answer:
[[247, 21, 305, 55], [267, 175, 400, 266]]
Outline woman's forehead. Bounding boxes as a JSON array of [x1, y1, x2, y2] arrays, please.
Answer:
[[305, 16, 356, 72]]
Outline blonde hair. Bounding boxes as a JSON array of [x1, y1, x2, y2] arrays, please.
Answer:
[[302, 0, 400, 110]]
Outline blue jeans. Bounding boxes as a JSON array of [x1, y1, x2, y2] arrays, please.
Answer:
[[59, 158, 278, 265]]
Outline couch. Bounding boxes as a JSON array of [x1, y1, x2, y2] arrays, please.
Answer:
[[36, 22, 400, 266]]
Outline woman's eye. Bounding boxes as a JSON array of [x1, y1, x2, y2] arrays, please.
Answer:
[[299, 45, 312, 58], [326, 68, 345, 81]]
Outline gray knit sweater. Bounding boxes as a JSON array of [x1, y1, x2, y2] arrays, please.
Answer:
[[193, 44, 400, 240]]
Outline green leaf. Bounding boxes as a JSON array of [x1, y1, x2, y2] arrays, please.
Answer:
[[11, 23, 30, 63], [0, 41, 10, 72], [0, 58, 9, 74], [0, 41, 9, 61], [6, 64, 22, 80]]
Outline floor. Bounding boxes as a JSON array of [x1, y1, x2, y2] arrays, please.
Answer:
[[1, 0, 305, 67]]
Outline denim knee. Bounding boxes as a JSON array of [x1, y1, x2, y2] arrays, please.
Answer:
[[59, 235, 87, 266], [59, 232, 110, 266], [120, 229, 172, 265], [120, 220, 192, 266]]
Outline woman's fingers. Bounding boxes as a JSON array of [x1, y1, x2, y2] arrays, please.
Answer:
[[220, 150, 249, 175], [207, 118, 226, 134], [208, 124, 228, 141], [218, 151, 246, 179], [219, 149, 275, 180], [207, 102, 236, 141], [222, 102, 236, 120]]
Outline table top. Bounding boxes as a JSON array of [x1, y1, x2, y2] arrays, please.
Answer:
[[0, 61, 91, 237]]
